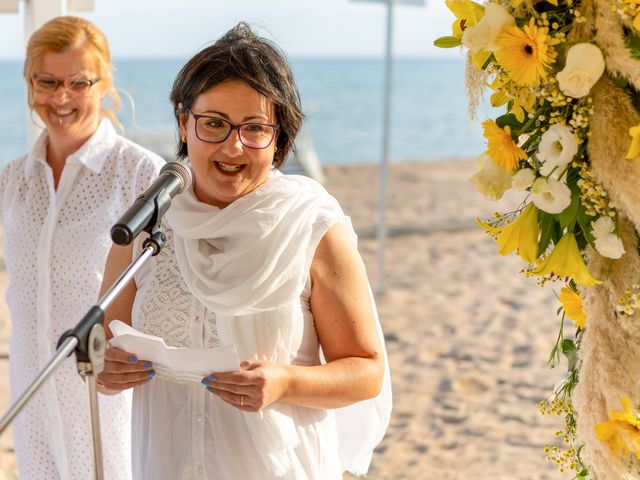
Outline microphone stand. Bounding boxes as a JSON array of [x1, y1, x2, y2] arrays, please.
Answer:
[[0, 227, 167, 480]]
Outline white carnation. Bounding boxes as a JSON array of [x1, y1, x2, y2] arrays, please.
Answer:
[[591, 216, 615, 239], [470, 152, 513, 200], [537, 124, 578, 178], [511, 168, 536, 191], [594, 233, 625, 259], [531, 177, 572, 214], [556, 43, 606, 99], [461, 3, 515, 53]]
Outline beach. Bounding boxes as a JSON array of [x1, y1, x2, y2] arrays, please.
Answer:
[[0, 160, 571, 479]]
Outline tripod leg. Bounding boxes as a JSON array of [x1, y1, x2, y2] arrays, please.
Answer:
[[78, 323, 106, 480]]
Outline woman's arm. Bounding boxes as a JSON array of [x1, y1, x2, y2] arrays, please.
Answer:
[[205, 223, 385, 411], [97, 243, 155, 393], [100, 243, 137, 337]]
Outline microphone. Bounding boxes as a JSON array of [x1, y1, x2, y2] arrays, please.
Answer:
[[111, 161, 192, 245]]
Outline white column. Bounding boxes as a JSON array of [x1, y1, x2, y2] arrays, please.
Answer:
[[23, 0, 67, 148], [375, 0, 393, 295]]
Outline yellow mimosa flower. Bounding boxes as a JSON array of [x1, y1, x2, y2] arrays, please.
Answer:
[[445, 0, 485, 38], [527, 233, 601, 286], [595, 397, 640, 459], [494, 18, 557, 87], [482, 119, 528, 172], [559, 285, 586, 328], [626, 124, 640, 160]]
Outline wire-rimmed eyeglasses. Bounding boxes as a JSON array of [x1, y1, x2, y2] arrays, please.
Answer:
[[187, 109, 280, 149], [31, 74, 102, 97]]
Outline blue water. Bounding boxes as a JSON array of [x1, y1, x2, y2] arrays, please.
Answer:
[[0, 58, 493, 167]]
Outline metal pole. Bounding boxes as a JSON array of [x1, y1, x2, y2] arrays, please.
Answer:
[[23, 0, 67, 149], [375, 0, 393, 295], [0, 336, 78, 432]]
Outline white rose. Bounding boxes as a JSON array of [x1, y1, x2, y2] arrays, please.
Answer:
[[531, 177, 572, 214], [470, 152, 513, 200], [537, 123, 578, 178], [556, 43, 606, 99], [511, 168, 536, 191], [461, 3, 515, 54], [594, 233, 625, 259], [591, 216, 615, 239]]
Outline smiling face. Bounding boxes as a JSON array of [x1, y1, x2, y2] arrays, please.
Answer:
[[31, 47, 104, 148], [179, 80, 278, 208]]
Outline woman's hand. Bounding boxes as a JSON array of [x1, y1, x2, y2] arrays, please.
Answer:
[[201, 360, 289, 412], [97, 345, 156, 393]]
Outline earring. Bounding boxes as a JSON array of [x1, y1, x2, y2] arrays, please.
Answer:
[[181, 135, 186, 143], [274, 147, 278, 152]]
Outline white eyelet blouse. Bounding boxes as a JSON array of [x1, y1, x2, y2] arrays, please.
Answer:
[[0, 119, 164, 480]]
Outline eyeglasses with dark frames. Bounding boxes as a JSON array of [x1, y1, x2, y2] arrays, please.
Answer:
[[187, 109, 280, 149], [31, 74, 102, 96]]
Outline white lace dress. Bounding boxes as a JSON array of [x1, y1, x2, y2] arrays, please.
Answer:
[[131, 225, 342, 480], [128, 171, 392, 480], [0, 119, 164, 480]]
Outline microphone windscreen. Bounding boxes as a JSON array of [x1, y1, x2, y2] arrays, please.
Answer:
[[160, 161, 193, 193]]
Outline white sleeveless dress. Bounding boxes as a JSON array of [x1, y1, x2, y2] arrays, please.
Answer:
[[130, 171, 391, 480]]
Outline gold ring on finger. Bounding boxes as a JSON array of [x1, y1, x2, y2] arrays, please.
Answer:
[[240, 394, 244, 406]]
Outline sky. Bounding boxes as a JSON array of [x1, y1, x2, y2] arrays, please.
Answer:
[[0, 0, 460, 60]]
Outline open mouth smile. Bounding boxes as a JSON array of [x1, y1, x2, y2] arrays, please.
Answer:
[[214, 161, 245, 173]]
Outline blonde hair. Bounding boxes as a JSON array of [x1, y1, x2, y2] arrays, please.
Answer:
[[24, 16, 123, 130]]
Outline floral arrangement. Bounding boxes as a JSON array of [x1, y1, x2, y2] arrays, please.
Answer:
[[436, 0, 640, 478]]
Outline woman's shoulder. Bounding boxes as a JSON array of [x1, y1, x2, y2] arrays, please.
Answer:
[[0, 153, 29, 182], [113, 134, 165, 167], [101, 132, 165, 184]]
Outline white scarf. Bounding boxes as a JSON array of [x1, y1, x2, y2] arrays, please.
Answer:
[[166, 169, 345, 316], [166, 169, 391, 477]]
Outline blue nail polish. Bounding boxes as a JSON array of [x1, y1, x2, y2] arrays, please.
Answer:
[[200, 378, 209, 385], [208, 375, 217, 381], [147, 371, 156, 378], [129, 356, 138, 363], [144, 362, 153, 370], [206, 386, 213, 393]]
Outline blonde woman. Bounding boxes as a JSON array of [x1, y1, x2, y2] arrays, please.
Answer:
[[0, 16, 164, 479]]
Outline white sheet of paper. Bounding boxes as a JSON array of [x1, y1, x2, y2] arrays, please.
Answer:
[[109, 320, 240, 374]]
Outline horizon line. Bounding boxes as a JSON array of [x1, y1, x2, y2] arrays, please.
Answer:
[[0, 53, 464, 63]]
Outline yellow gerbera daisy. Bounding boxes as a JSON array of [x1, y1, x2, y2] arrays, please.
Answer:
[[482, 120, 527, 172], [559, 285, 586, 328], [494, 18, 557, 87]]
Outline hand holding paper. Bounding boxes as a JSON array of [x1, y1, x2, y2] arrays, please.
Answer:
[[108, 320, 240, 385]]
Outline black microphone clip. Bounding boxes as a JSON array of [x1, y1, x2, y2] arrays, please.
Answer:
[[110, 161, 192, 246]]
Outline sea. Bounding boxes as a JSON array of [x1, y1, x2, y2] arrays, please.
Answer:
[[0, 57, 496, 167]]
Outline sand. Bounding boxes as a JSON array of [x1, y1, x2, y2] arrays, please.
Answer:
[[0, 160, 572, 479]]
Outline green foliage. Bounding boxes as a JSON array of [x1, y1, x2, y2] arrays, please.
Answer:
[[537, 211, 557, 257], [496, 112, 525, 133], [624, 27, 640, 60]]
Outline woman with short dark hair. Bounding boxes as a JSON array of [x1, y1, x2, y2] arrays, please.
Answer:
[[99, 22, 391, 479]]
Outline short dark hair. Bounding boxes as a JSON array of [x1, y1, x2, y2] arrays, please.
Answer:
[[170, 22, 303, 167]]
